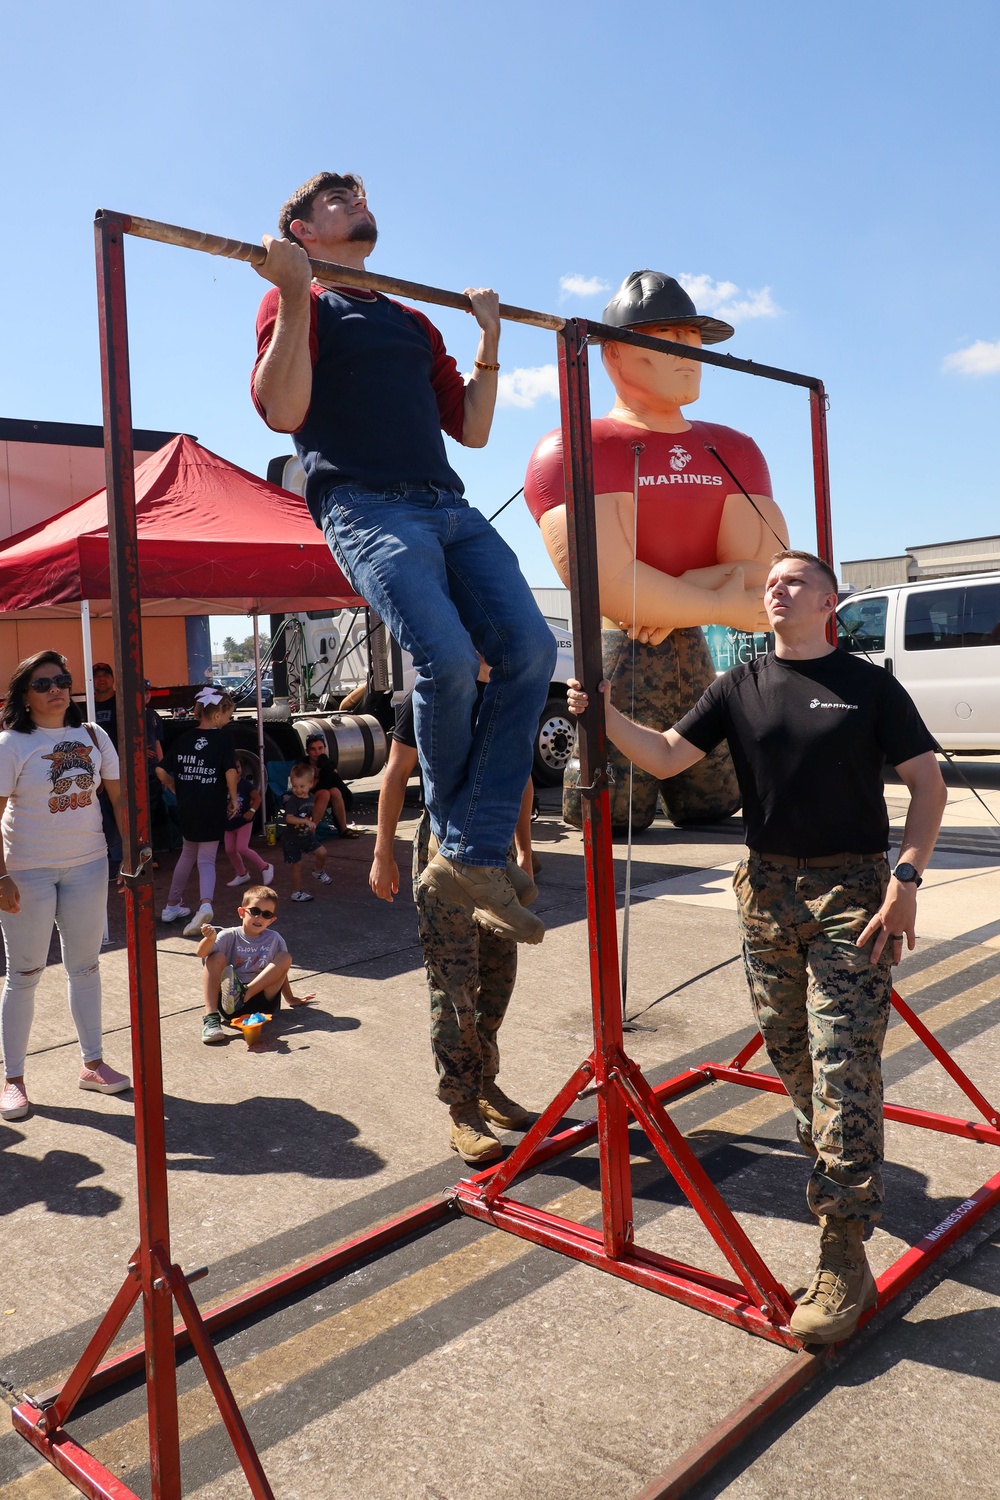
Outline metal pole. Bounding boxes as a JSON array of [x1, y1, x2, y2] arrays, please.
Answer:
[[80, 600, 96, 721], [558, 320, 634, 1258], [95, 212, 182, 1500], [98, 209, 824, 391], [252, 611, 266, 833], [810, 382, 834, 565]]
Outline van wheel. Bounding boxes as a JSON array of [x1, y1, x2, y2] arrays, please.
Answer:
[[533, 695, 576, 787]]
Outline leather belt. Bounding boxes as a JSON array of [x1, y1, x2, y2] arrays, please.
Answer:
[[752, 851, 884, 869]]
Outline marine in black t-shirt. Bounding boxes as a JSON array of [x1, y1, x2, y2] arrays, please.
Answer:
[[674, 650, 936, 856]]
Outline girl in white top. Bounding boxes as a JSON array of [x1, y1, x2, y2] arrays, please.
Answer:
[[0, 651, 131, 1121]]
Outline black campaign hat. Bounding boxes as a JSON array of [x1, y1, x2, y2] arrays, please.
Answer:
[[602, 270, 734, 345]]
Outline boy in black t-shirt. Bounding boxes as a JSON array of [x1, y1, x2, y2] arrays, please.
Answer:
[[568, 550, 948, 1345], [281, 762, 331, 902]]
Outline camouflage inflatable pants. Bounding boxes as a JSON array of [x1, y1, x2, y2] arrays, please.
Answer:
[[563, 626, 740, 832], [412, 813, 517, 1104], [734, 853, 893, 1224]]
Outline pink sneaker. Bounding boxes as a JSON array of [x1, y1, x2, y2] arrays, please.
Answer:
[[79, 1062, 131, 1095], [1, 1079, 29, 1120]]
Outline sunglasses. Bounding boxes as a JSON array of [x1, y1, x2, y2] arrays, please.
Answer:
[[29, 673, 73, 693], [245, 906, 276, 920]]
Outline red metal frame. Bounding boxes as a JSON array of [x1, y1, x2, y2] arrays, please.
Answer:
[[13, 217, 999, 1498]]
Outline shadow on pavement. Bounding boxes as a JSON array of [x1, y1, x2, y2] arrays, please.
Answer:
[[0, 1123, 122, 1217]]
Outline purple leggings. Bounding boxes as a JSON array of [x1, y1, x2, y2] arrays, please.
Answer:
[[168, 840, 218, 905], [225, 823, 269, 877]]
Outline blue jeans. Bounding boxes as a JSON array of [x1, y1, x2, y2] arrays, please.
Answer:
[[0, 858, 109, 1078], [321, 483, 556, 866]]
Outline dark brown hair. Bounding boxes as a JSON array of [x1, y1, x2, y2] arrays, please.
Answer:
[[1, 650, 83, 734], [769, 549, 839, 595], [279, 172, 366, 245]]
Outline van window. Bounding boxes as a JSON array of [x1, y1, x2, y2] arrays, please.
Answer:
[[837, 596, 887, 653], [962, 582, 1000, 647], [904, 588, 964, 651]]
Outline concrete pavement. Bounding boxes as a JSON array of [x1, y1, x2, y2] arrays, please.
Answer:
[[0, 761, 999, 1499]]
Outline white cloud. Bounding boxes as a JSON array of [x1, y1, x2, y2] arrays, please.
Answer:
[[495, 364, 560, 409], [559, 273, 611, 300], [677, 273, 782, 323], [942, 339, 1000, 376]]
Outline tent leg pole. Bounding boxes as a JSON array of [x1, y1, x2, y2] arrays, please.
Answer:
[[80, 600, 97, 722], [253, 611, 266, 836]]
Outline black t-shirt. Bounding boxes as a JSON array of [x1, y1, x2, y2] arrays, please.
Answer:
[[394, 682, 486, 751], [94, 694, 118, 749], [226, 775, 256, 832], [162, 726, 237, 842], [674, 650, 936, 856]]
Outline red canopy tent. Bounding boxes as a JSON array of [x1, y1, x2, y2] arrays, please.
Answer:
[[0, 433, 362, 618]]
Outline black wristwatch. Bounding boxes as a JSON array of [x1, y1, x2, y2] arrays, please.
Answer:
[[892, 861, 923, 888]]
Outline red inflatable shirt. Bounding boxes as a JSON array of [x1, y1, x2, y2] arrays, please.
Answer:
[[524, 416, 772, 576]]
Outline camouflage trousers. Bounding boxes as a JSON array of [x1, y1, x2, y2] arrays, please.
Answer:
[[734, 854, 893, 1224], [563, 626, 740, 832], [412, 814, 517, 1104]]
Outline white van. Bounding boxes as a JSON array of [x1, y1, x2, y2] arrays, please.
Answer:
[[835, 572, 1000, 751]]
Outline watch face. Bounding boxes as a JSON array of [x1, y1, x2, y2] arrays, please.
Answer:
[[893, 863, 918, 883]]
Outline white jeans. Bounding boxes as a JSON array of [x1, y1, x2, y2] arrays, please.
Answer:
[[0, 858, 108, 1078]]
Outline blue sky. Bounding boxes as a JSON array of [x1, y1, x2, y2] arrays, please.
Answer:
[[3, 1, 998, 647]]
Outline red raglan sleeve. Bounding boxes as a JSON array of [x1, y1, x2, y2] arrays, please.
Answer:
[[402, 306, 466, 443], [523, 430, 565, 523], [250, 286, 320, 431], [725, 429, 772, 498]]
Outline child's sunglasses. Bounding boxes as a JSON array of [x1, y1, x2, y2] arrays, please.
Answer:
[[246, 906, 276, 920]]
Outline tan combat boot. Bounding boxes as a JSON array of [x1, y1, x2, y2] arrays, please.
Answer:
[[421, 854, 545, 944], [428, 832, 537, 908], [478, 1079, 532, 1131], [449, 1100, 503, 1164], [789, 1218, 877, 1344], [504, 859, 538, 907]]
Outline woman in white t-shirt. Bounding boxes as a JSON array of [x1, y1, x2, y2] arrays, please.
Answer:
[[0, 651, 131, 1121]]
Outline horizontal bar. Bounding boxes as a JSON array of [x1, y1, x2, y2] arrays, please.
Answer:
[[873, 1166, 1000, 1311], [97, 211, 564, 332], [453, 1186, 798, 1348], [96, 210, 823, 388], [582, 319, 822, 390], [33, 1196, 453, 1406], [703, 1065, 1000, 1145], [630, 1348, 827, 1500], [12, 1402, 141, 1500]]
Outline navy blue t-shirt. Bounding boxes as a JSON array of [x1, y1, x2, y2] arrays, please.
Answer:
[[254, 285, 466, 522]]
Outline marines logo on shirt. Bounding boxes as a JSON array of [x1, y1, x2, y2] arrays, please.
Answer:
[[42, 740, 96, 814], [669, 444, 692, 471]]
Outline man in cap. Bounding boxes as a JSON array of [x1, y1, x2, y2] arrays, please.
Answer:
[[251, 172, 555, 945], [525, 270, 788, 831]]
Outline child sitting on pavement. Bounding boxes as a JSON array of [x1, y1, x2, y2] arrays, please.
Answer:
[[196, 885, 313, 1045], [282, 762, 332, 902]]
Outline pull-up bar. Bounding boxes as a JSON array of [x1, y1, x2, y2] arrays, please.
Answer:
[[110, 210, 825, 390]]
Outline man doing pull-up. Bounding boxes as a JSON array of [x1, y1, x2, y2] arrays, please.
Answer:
[[251, 172, 554, 944]]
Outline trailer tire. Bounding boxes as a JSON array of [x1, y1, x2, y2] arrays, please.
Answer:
[[533, 694, 576, 787]]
